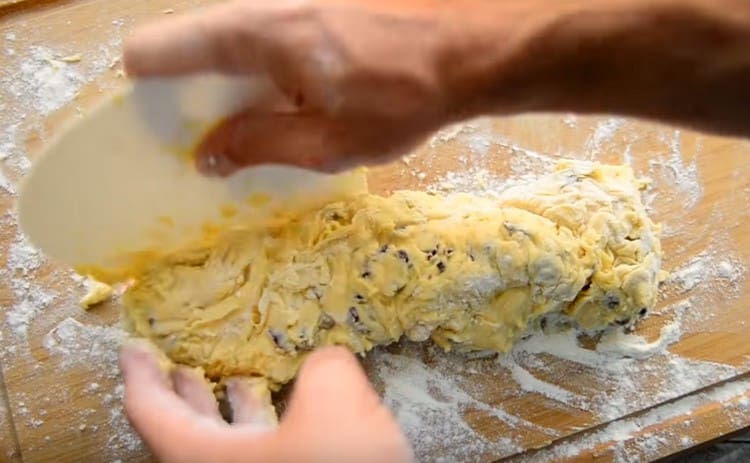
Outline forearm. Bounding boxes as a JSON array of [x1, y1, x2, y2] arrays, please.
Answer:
[[440, 0, 750, 137]]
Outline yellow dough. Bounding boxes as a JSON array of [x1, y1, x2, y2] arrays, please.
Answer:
[[122, 161, 662, 389], [80, 277, 113, 309]]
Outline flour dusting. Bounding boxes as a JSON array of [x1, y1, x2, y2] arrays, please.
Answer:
[[372, 117, 749, 462], [585, 118, 624, 158], [0, 17, 143, 462], [8, 47, 87, 117], [648, 130, 704, 210]]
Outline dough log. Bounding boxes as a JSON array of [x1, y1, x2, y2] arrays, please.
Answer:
[[122, 161, 662, 389]]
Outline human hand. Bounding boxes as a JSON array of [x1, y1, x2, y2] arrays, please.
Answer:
[[124, 0, 466, 175], [119, 341, 413, 463]]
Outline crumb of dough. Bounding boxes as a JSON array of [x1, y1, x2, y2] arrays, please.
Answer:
[[79, 277, 113, 309], [60, 54, 82, 63]]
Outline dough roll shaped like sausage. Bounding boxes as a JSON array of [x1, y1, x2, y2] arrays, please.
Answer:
[[123, 161, 662, 389]]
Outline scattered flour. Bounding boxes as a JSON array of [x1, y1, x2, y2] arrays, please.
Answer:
[[43, 318, 124, 372], [562, 114, 577, 128], [524, 379, 750, 462], [595, 320, 683, 359], [585, 118, 624, 158], [0, 168, 11, 195], [374, 117, 748, 461], [373, 350, 523, 461], [428, 122, 474, 148], [648, 130, 704, 209], [8, 47, 87, 116], [0, 18, 142, 462], [666, 253, 746, 304]]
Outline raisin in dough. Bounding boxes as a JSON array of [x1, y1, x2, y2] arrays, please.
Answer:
[[122, 161, 662, 389]]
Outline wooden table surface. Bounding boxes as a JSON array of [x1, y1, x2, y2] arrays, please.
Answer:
[[2, 1, 750, 462]]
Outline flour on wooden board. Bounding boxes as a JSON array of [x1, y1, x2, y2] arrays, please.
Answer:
[[0, 22, 145, 462], [1, 25, 748, 463], [377, 118, 747, 461]]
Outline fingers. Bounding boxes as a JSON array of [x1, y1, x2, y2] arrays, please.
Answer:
[[171, 366, 223, 422], [124, 3, 256, 76], [226, 377, 278, 428], [194, 111, 415, 176], [285, 346, 383, 421], [278, 347, 415, 463], [195, 111, 343, 176], [119, 340, 225, 458]]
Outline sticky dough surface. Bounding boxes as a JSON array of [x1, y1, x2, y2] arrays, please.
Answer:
[[123, 161, 662, 389]]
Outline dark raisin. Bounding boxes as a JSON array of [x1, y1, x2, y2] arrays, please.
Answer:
[[639, 307, 648, 317], [379, 244, 390, 253], [319, 313, 335, 330], [297, 341, 314, 351], [297, 329, 313, 351], [615, 318, 631, 326], [436, 261, 446, 273], [268, 329, 284, 348], [397, 250, 410, 263], [604, 294, 620, 309], [355, 294, 366, 303], [330, 212, 342, 221], [348, 307, 360, 323], [147, 317, 155, 327], [430, 249, 438, 257], [361, 271, 371, 278]]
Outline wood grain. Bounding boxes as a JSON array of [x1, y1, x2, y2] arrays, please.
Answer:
[[0, 358, 22, 463], [1, 1, 750, 462]]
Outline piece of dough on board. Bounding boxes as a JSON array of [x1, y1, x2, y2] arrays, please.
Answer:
[[121, 160, 663, 391]]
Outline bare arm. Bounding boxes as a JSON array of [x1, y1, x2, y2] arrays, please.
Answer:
[[125, 0, 750, 174], [443, 0, 750, 137]]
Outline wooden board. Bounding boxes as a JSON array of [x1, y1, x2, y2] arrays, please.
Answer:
[[1, 1, 750, 462]]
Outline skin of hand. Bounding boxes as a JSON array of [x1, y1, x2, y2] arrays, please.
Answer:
[[124, 0, 750, 176], [124, 0, 466, 175], [120, 340, 414, 463], [124, 0, 750, 175]]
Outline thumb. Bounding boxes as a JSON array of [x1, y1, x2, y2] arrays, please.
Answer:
[[194, 111, 362, 176], [278, 347, 414, 463], [286, 346, 383, 420]]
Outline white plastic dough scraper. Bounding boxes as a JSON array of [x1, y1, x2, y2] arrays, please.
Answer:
[[17, 75, 365, 278]]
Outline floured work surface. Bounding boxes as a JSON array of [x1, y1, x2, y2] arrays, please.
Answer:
[[2, 1, 750, 462]]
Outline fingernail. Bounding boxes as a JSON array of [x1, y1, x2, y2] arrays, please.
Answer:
[[196, 153, 239, 176]]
